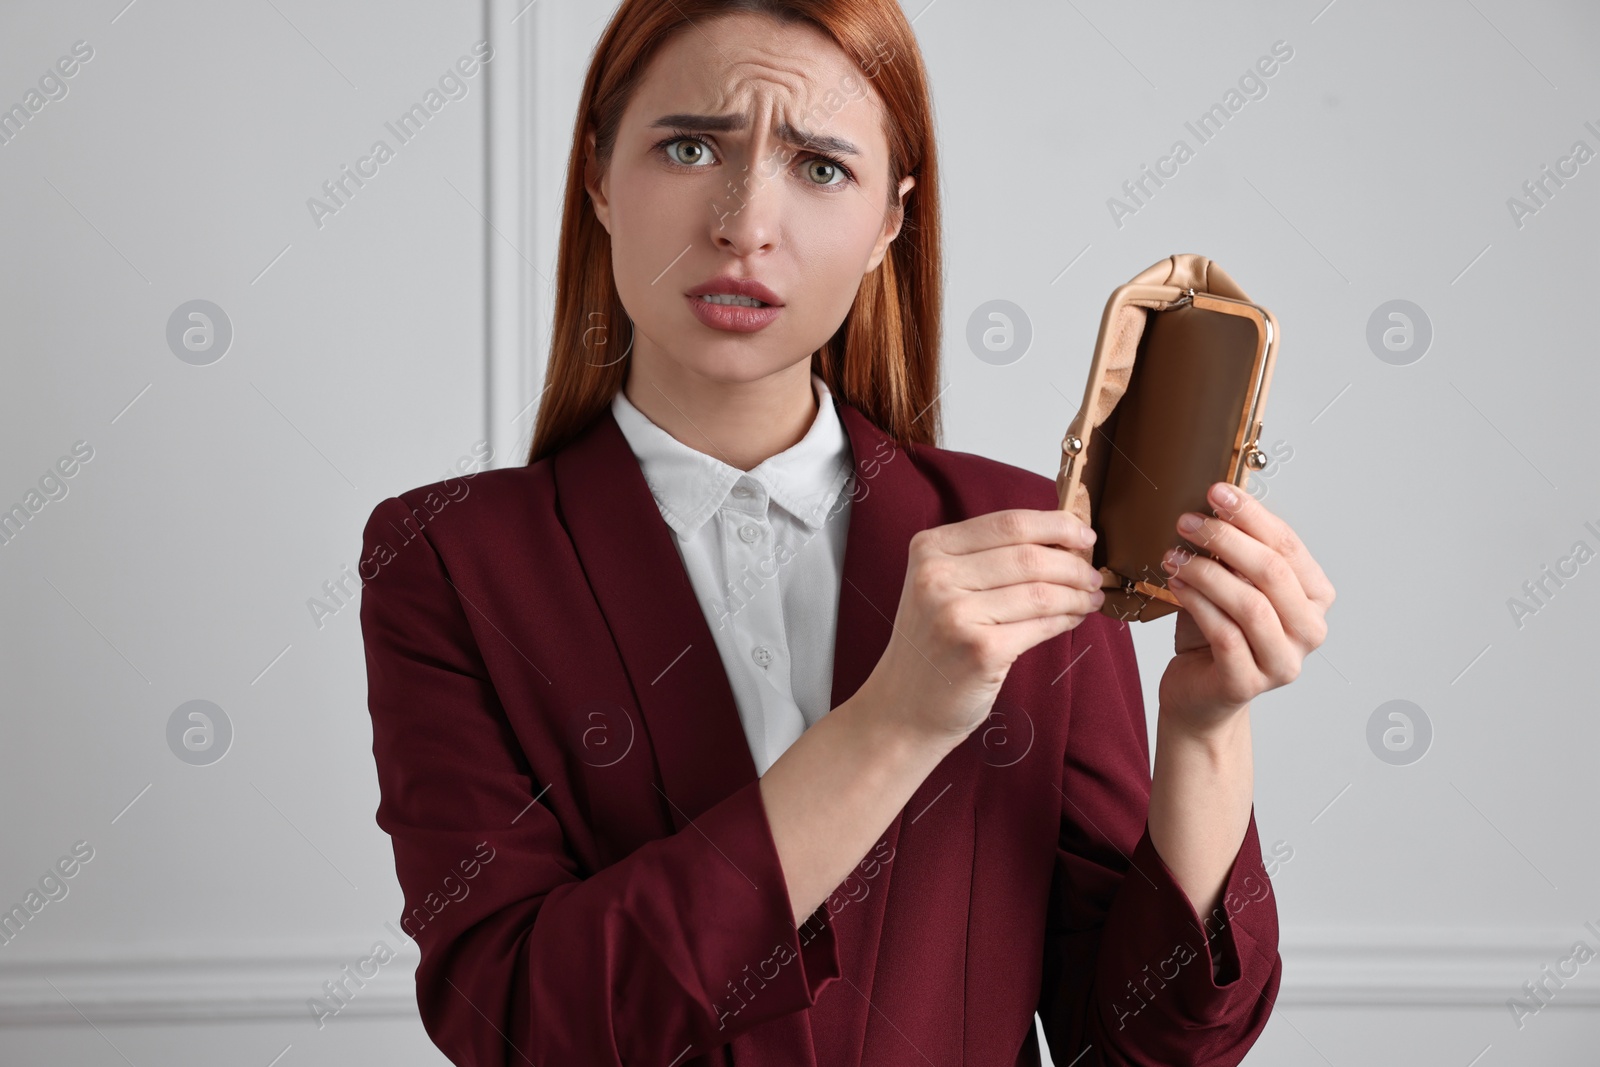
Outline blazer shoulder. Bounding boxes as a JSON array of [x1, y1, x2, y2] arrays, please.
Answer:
[[908, 439, 1060, 517], [404, 461, 554, 511], [360, 461, 558, 554]]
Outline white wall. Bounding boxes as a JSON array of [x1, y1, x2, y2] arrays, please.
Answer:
[[3, 0, 1598, 1064], [0, 0, 491, 1061]]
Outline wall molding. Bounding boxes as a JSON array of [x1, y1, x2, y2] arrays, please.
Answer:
[[1275, 928, 1600, 1009], [0, 952, 419, 1027], [3, 932, 1595, 1026]]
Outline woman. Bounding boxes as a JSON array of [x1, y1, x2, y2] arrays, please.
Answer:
[[357, 2, 1335, 1064]]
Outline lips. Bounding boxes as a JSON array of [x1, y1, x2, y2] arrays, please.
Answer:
[[685, 275, 785, 307]]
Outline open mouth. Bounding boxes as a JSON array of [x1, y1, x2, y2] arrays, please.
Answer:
[[694, 294, 772, 308]]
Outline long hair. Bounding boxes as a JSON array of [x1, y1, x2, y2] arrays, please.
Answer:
[[526, 0, 943, 465]]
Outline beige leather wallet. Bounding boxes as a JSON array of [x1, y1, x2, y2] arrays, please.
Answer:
[[1056, 254, 1280, 623]]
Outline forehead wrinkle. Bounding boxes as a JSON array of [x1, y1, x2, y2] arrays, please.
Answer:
[[689, 65, 875, 155], [705, 62, 810, 116]]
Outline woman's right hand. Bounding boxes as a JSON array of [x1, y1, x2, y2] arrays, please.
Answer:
[[860, 509, 1105, 747]]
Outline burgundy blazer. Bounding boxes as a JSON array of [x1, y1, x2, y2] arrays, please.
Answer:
[[358, 392, 1282, 1067]]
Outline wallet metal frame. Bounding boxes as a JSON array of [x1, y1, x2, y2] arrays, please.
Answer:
[[1056, 270, 1280, 621]]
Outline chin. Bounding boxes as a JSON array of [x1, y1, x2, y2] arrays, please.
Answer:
[[662, 344, 798, 385], [646, 318, 807, 384]]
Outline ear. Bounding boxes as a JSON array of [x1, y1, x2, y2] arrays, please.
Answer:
[[864, 174, 916, 273], [584, 126, 612, 234]]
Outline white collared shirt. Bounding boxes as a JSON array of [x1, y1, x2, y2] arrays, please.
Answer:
[[610, 373, 855, 776]]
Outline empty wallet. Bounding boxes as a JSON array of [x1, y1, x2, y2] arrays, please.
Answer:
[[1055, 254, 1280, 623]]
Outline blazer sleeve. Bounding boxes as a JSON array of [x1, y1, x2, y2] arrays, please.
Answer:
[[1037, 612, 1281, 1066], [357, 496, 842, 1067]]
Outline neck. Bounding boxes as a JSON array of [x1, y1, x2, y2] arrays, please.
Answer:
[[623, 358, 819, 472]]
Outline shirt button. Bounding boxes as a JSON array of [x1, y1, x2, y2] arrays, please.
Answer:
[[751, 645, 773, 666], [731, 486, 751, 498], [739, 524, 759, 543]]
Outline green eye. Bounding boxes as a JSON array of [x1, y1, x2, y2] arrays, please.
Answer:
[[806, 159, 844, 186], [664, 137, 712, 166]]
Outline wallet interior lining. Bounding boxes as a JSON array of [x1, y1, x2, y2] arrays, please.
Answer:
[[1068, 301, 1146, 569]]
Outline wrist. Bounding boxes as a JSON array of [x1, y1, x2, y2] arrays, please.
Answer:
[[1157, 702, 1252, 758], [844, 669, 969, 763]]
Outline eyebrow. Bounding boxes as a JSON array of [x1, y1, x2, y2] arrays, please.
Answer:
[[648, 113, 861, 158]]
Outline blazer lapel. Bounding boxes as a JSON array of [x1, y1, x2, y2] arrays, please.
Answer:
[[554, 404, 757, 832], [825, 401, 936, 724]]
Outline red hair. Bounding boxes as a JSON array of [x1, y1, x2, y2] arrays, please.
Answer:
[[526, 0, 943, 464]]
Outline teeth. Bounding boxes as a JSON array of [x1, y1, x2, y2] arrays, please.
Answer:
[[698, 293, 769, 308]]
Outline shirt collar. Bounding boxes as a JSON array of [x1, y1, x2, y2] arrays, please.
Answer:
[[610, 372, 854, 540]]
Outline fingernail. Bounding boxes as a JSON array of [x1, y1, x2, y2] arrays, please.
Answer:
[[1211, 483, 1238, 509], [1178, 512, 1203, 534]]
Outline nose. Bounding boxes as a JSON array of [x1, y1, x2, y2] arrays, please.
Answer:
[[709, 143, 784, 257]]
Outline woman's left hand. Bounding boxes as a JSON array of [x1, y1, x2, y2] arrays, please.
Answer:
[[1156, 481, 1336, 738]]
